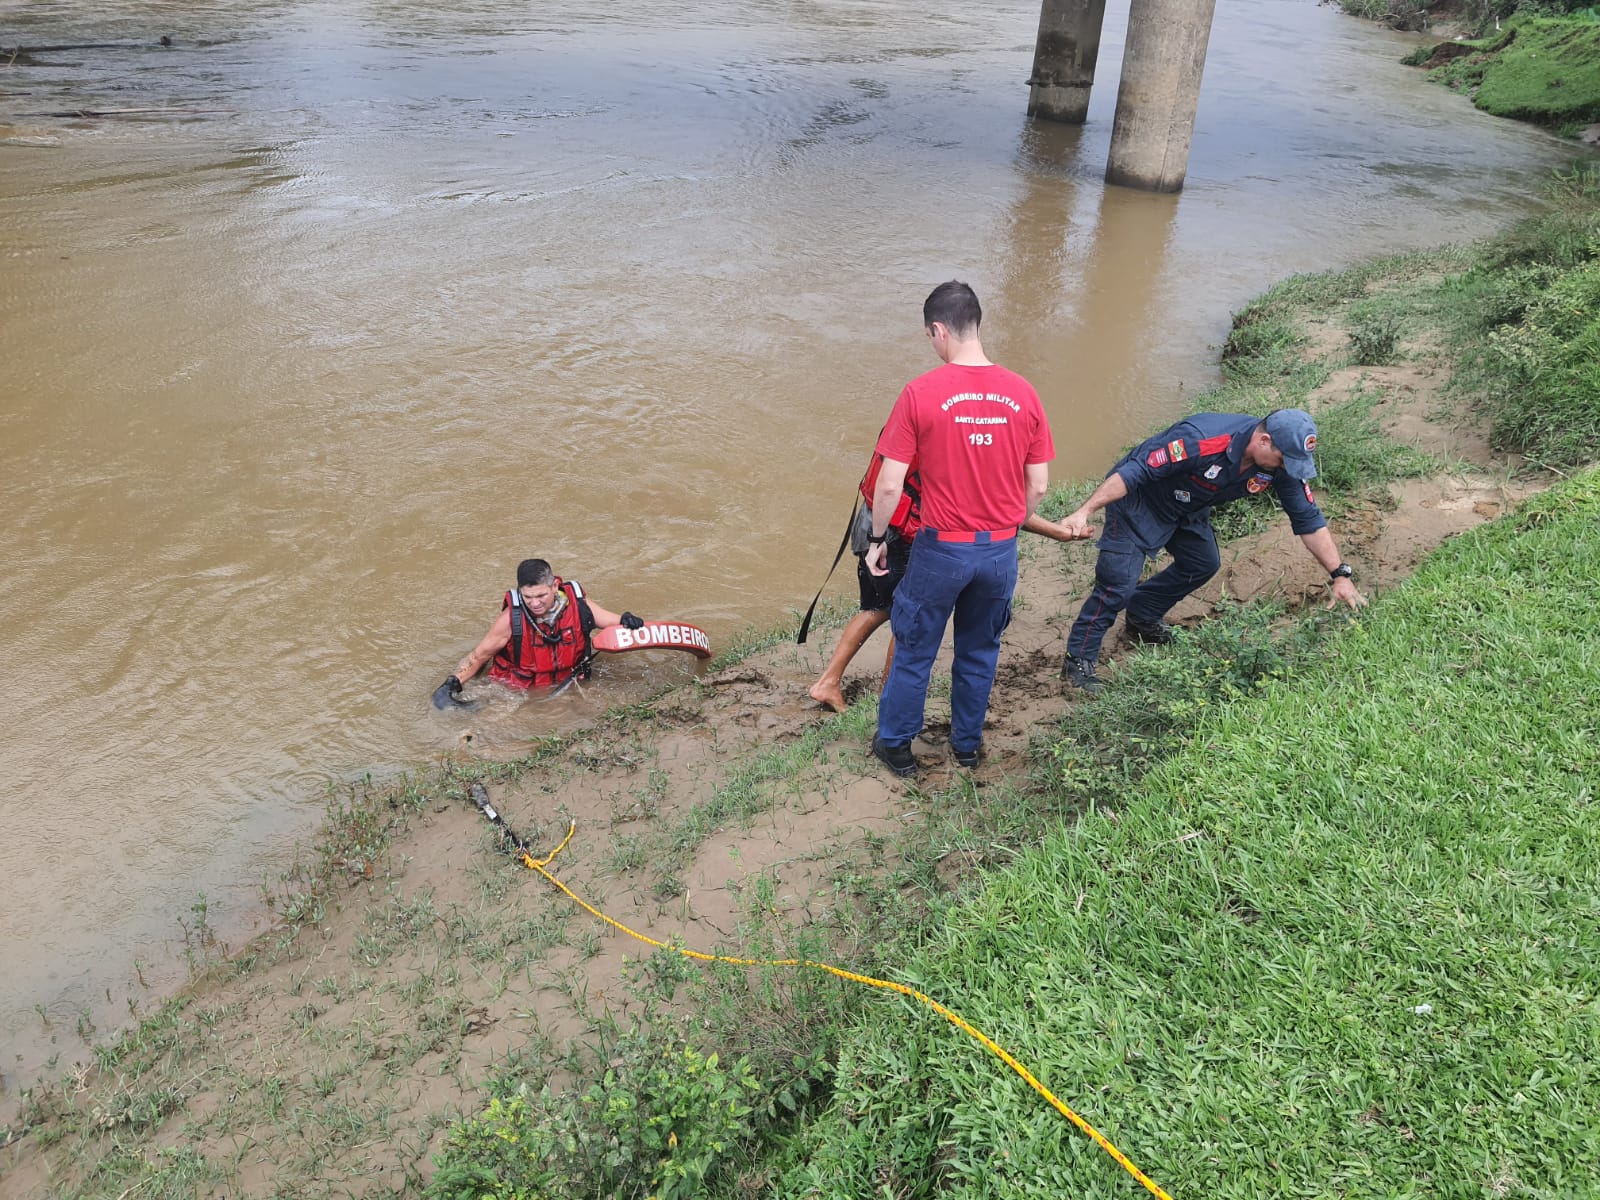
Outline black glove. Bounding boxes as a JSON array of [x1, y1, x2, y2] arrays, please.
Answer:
[[620, 612, 645, 630], [431, 674, 465, 711]]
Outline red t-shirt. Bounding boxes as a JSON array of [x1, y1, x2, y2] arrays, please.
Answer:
[[875, 363, 1054, 533]]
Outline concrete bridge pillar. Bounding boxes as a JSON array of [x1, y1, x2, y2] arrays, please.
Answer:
[[1026, 0, 1109, 124], [1104, 0, 1216, 192]]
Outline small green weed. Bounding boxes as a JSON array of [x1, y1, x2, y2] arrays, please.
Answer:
[[1347, 302, 1403, 364]]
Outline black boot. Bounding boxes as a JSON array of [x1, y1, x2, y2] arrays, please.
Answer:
[[871, 736, 918, 778], [1060, 655, 1102, 695], [1125, 617, 1174, 645]]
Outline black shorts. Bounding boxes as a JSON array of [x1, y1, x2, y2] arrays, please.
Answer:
[[856, 541, 910, 612]]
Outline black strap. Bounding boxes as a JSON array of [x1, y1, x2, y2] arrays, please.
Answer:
[[570, 582, 596, 679], [901, 469, 922, 530], [508, 592, 525, 670], [796, 492, 860, 644]]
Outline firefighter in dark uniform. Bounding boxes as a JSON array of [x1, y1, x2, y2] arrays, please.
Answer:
[[1055, 409, 1366, 694]]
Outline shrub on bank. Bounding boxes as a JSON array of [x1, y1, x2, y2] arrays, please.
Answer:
[[428, 1033, 767, 1200]]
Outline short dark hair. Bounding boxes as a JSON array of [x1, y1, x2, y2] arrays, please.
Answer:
[[924, 281, 982, 336], [516, 559, 555, 588]]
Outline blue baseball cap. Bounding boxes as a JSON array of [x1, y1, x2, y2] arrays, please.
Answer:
[[1264, 409, 1319, 480]]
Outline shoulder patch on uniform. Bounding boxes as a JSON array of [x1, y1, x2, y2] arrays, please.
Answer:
[[1197, 434, 1232, 456], [1245, 473, 1273, 494], [1147, 448, 1169, 467], [1167, 439, 1188, 462]]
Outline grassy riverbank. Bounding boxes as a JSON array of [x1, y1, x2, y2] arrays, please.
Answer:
[[772, 470, 1600, 1200], [1421, 16, 1600, 132], [4, 166, 1597, 1199], [1371, 2, 1600, 135]]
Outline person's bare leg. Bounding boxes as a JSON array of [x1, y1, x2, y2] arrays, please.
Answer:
[[808, 610, 889, 712], [879, 635, 896, 695]]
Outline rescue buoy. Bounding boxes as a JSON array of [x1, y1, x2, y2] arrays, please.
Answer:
[[590, 621, 713, 660]]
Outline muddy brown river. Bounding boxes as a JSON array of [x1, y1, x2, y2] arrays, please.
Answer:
[[0, 0, 1575, 1099]]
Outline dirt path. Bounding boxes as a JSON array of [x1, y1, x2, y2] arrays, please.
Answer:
[[0, 335, 1543, 1198]]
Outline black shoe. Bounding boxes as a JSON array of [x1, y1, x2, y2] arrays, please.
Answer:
[[1060, 655, 1101, 695], [952, 745, 981, 769], [871, 736, 918, 777], [1125, 616, 1174, 645]]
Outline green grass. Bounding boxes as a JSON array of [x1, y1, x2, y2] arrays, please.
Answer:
[[1431, 163, 1600, 469], [1474, 254, 1600, 468], [1429, 17, 1600, 125], [604, 702, 876, 893], [1353, 2, 1600, 41], [774, 472, 1600, 1199]]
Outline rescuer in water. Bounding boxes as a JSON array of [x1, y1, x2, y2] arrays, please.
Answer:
[[432, 558, 645, 708]]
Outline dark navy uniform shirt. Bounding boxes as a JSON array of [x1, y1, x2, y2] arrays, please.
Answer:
[[1106, 412, 1327, 553]]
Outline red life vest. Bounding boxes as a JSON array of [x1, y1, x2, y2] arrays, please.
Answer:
[[488, 579, 595, 690], [859, 451, 923, 542]]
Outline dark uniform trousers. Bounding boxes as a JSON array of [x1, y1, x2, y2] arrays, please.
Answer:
[[1064, 508, 1221, 665]]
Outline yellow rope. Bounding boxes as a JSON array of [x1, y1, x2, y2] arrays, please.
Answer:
[[517, 823, 1173, 1200]]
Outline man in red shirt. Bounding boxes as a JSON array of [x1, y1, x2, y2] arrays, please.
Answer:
[[865, 281, 1055, 776]]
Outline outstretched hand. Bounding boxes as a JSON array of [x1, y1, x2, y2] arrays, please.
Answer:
[[620, 612, 645, 630], [1328, 577, 1367, 611]]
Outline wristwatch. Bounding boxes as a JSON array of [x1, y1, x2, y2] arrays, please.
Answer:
[[1330, 563, 1354, 580], [868, 534, 886, 547]]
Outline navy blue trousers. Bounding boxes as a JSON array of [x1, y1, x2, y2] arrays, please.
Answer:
[[1065, 513, 1220, 665], [877, 533, 1017, 755]]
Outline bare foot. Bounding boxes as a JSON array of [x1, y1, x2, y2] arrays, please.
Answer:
[[808, 679, 846, 712]]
